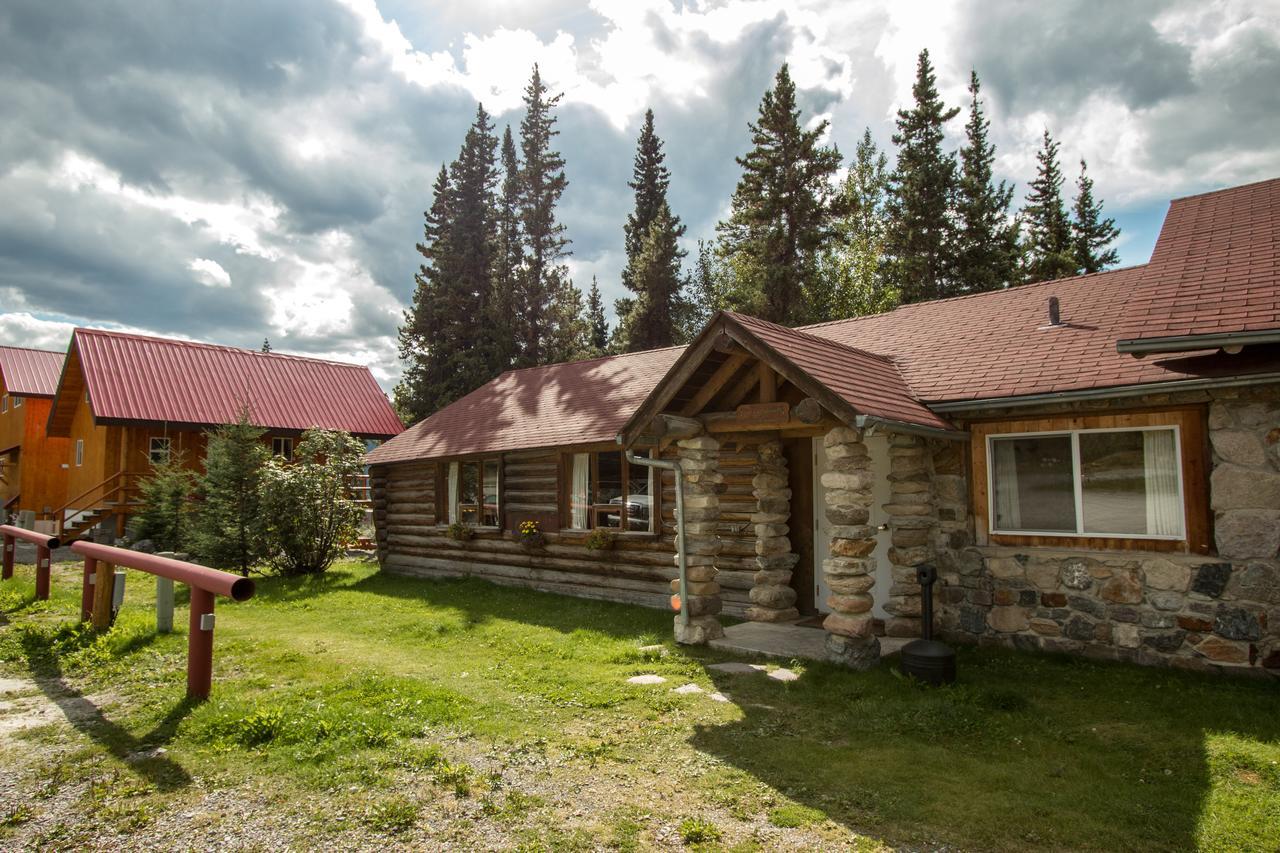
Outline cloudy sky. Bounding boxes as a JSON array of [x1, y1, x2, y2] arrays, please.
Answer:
[[2, 0, 1278, 390]]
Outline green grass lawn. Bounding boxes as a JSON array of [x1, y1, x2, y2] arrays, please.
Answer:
[[0, 559, 1277, 851]]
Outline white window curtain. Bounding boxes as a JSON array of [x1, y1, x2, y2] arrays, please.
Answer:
[[447, 461, 460, 524], [571, 453, 591, 529], [992, 440, 1022, 530], [1143, 430, 1181, 536]]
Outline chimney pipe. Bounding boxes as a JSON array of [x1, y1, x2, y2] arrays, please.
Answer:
[[1048, 296, 1061, 326]]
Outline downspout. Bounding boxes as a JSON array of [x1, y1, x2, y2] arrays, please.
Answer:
[[625, 449, 688, 629]]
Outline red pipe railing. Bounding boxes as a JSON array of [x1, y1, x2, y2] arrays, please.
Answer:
[[0, 524, 61, 600], [70, 541, 255, 699]]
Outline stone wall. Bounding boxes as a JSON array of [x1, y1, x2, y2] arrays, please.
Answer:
[[673, 435, 725, 644], [747, 439, 800, 623], [820, 426, 880, 669], [935, 386, 1280, 676], [883, 434, 935, 637]]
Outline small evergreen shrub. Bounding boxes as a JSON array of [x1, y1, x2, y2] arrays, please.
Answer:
[[584, 527, 615, 551], [191, 408, 270, 575], [447, 522, 474, 542], [130, 455, 197, 551]]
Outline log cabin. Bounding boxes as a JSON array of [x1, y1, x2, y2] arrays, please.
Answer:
[[45, 328, 404, 540], [0, 346, 70, 520], [369, 177, 1280, 676]]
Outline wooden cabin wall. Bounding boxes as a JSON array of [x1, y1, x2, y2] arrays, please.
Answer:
[[17, 397, 70, 515], [376, 450, 691, 612], [65, 398, 112, 502]]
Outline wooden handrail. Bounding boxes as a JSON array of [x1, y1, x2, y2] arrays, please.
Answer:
[[48, 470, 144, 521]]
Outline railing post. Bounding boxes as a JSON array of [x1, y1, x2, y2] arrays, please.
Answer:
[[156, 577, 174, 633], [81, 556, 96, 621], [187, 587, 215, 700], [92, 561, 114, 629], [2, 533, 13, 580], [35, 544, 51, 600]]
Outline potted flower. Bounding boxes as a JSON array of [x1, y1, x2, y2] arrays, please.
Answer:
[[584, 527, 615, 551], [517, 519, 545, 550], [447, 522, 474, 542]]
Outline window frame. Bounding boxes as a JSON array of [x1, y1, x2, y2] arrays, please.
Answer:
[[561, 449, 657, 534], [149, 436, 172, 466], [272, 436, 294, 461], [985, 424, 1186, 542], [1, 395, 6, 413], [75, 439, 84, 467], [12, 396, 20, 409], [437, 456, 502, 529]]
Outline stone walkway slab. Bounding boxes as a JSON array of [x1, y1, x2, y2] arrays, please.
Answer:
[[709, 621, 915, 661], [766, 667, 799, 682], [626, 674, 666, 685], [706, 662, 762, 675], [672, 683, 703, 694]]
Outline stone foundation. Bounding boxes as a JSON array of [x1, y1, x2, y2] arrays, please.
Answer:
[[883, 433, 936, 637], [820, 426, 880, 668], [746, 439, 800, 623], [673, 435, 725, 644]]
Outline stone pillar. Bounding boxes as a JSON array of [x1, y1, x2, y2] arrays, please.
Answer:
[[747, 439, 800, 622], [820, 426, 880, 669], [672, 436, 725, 644], [884, 433, 937, 637]]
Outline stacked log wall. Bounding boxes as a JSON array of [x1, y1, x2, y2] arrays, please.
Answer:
[[376, 451, 687, 611]]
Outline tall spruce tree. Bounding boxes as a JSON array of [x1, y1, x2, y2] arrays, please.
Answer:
[[616, 203, 688, 351], [585, 276, 608, 353], [885, 49, 961, 304], [954, 71, 1020, 293], [446, 102, 500, 384], [685, 239, 724, 335], [617, 109, 687, 348], [515, 64, 574, 366], [814, 128, 898, 321], [395, 164, 454, 421], [1020, 129, 1078, 282], [490, 124, 523, 372], [1071, 159, 1120, 274], [261, 338, 272, 353], [192, 408, 270, 576], [395, 105, 501, 420], [716, 63, 842, 326]]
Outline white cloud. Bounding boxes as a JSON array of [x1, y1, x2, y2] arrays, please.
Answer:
[[189, 257, 231, 287]]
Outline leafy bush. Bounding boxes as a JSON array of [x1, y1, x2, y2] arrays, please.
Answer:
[[259, 429, 365, 576], [129, 455, 197, 550], [447, 522, 474, 541], [584, 527, 615, 551], [677, 816, 721, 845], [191, 409, 270, 575]]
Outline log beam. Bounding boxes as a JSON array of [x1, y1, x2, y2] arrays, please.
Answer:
[[757, 363, 777, 403], [680, 353, 749, 416], [794, 397, 824, 424]]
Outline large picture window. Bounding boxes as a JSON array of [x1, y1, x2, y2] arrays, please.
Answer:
[[989, 426, 1184, 539], [567, 450, 654, 532], [443, 458, 499, 527]]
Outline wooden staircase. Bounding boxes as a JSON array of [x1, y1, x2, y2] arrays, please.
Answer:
[[46, 471, 144, 542]]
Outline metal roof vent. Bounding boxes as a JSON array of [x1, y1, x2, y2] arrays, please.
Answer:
[[1048, 296, 1062, 326]]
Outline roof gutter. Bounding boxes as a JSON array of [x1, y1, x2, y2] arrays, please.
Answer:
[[853, 414, 967, 441], [1116, 328, 1280, 355], [928, 371, 1280, 413]]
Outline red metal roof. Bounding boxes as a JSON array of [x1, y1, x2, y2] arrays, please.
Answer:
[[0, 346, 65, 397], [1117, 177, 1280, 345], [56, 329, 403, 437], [366, 347, 683, 465], [725, 313, 953, 430]]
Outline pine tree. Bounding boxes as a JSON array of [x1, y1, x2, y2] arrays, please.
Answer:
[[684, 240, 724, 336], [395, 164, 454, 422], [585, 276, 608, 353], [515, 64, 573, 366], [616, 204, 689, 351], [618, 108, 687, 347], [954, 71, 1020, 293], [490, 124, 523, 371], [814, 128, 899, 321], [261, 338, 272, 353], [446, 102, 500, 385], [885, 49, 961, 304], [1020, 129, 1078, 282], [1071, 159, 1120, 274], [716, 63, 842, 326], [192, 408, 270, 575]]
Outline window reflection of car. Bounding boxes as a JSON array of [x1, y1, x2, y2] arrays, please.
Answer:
[[607, 494, 651, 530]]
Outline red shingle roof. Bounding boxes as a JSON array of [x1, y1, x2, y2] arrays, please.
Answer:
[[726, 313, 953, 430], [365, 347, 683, 465], [0, 346, 64, 397], [1118, 177, 1280, 345], [58, 329, 403, 437]]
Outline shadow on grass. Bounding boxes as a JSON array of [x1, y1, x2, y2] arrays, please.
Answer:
[[688, 644, 1280, 851], [17, 628, 196, 792]]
